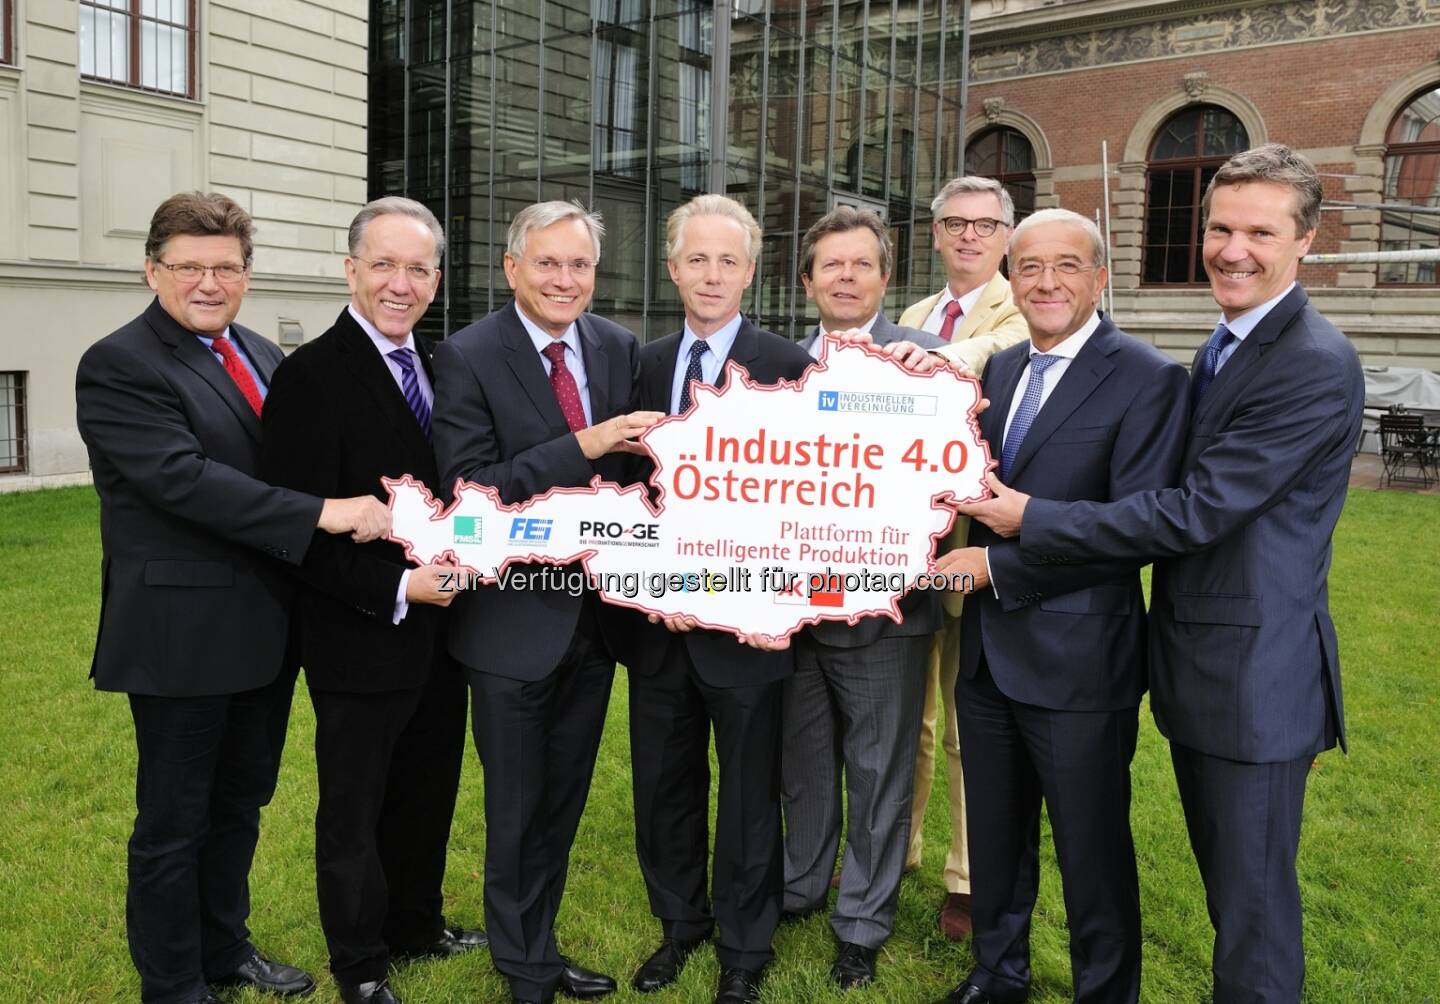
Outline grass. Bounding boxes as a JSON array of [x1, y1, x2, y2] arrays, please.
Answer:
[[0, 485, 1436, 1003]]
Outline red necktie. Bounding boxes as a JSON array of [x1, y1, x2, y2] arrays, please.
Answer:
[[210, 335, 264, 417], [542, 341, 588, 433], [937, 299, 964, 343]]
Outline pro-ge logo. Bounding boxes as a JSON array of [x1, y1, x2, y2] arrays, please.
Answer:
[[577, 521, 660, 548], [453, 516, 484, 545], [508, 517, 553, 547]]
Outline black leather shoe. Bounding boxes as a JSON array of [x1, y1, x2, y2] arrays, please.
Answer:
[[830, 942, 877, 989], [935, 982, 1001, 1004], [715, 967, 762, 1004], [211, 951, 316, 997], [632, 938, 705, 993], [339, 978, 401, 1004], [558, 958, 617, 999], [394, 925, 489, 960]]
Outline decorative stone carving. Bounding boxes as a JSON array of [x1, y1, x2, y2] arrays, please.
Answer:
[[1183, 71, 1209, 100], [971, 0, 1440, 83], [983, 97, 1006, 123]]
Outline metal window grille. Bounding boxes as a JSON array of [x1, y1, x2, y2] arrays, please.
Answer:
[[79, 0, 198, 99], [0, 372, 27, 475]]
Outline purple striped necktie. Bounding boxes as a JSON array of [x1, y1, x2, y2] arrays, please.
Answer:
[[389, 347, 432, 439]]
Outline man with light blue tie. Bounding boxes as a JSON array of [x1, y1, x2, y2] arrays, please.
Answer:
[[958, 145, 1365, 1003], [930, 208, 1190, 1004]]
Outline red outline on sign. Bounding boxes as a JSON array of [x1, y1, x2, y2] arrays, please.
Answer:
[[383, 338, 994, 642]]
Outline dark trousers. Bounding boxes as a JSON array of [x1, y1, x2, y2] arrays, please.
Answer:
[[469, 618, 615, 1003], [1171, 743, 1313, 1004], [310, 657, 468, 984], [629, 637, 783, 972], [126, 666, 297, 1004], [955, 657, 1141, 1004]]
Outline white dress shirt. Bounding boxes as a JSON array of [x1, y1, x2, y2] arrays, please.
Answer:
[[920, 282, 988, 335], [671, 313, 743, 414]]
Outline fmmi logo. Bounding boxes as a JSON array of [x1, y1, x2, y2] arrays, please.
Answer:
[[507, 517, 552, 547], [817, 391, 839, 411], [453, 516, 484, 545]]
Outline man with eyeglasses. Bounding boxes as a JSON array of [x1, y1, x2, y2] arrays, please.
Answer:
[[260, 197, 487, 1004], [898, 175, 1031, 943], [925, 209, 1189, 1004], [75, 191, 392, 1004], [431, 200, 663, 1004]]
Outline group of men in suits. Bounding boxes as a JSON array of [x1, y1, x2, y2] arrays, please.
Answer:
[[79, 142, 1358, 1004]]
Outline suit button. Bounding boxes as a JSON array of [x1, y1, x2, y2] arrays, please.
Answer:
[[278, 548, 289, 559]]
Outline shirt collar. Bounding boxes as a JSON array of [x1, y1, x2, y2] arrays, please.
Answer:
[[193, 326, 234, 349], [818, 312, 880, 338], [348, 303, 417, 357], [516, 303, 581, 360], [1029, 311, 1102, 361], [944, 279, 991, 318], [680, 311, 744, 363], [1216, 282, 1296, 343]]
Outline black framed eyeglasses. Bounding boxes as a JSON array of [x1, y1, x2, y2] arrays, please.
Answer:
[[937, 216, 1004, 238]]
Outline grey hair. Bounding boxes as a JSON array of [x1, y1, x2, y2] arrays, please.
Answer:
[[1202, 143, 1323, 236], [1009, 208, 1106, 266], [507, 200, 605, 262], [348, 196, 446, 264], [929, 175, 1015, 227], [666, 194, 763, 263], [798, 206, 893, 278]]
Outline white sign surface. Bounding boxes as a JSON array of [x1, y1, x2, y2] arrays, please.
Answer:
[[387, 339, 991, 640]]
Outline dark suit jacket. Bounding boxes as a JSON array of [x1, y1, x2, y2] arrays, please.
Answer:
[[797, 313, 945, 648], [75, 298, 321, 697], [963, 318, 1190, 711], [261, 307, 444, 693], [1020, 287, 1364, 759], [431, 300, 640, 681], [623, 318, 814, 687]]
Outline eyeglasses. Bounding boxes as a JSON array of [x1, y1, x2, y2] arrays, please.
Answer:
[[1012, 260, 1098, 280], [520, 257, 597, 276], [354, 257, 438, 281], [153, 261, 248, 283], [937, 216, 1005, 238]]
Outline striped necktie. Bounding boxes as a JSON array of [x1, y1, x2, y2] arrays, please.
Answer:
[[1000, 353, 1061, 480], [389, 347, 432, 439], [1191, 323, 1235, 404]]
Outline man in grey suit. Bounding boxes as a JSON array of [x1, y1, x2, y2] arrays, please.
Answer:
[[784, 207, 945, 989], [960, 144, 1363, 1004]]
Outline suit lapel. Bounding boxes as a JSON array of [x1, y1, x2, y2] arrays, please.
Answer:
[[334, 309, 432, 457], [983, 349, 1027, 458], [954, 274, 1007, 343], [717, 318, 761, 391], [500, 301, 570, 432], [577, 314, 611, 422], [1192, 285, 1308, 425], [1005, 321, 1118, 483], [147, 299, 265, 443]]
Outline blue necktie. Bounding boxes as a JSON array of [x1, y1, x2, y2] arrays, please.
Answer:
[[1191, 323, 1234, 404], [1000, 353, 1061, 480], [678, 340, 709, 414], [390, 347, 432, 439]]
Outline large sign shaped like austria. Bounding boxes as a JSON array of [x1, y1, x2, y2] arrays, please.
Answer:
[[387, 338, 992, 642]]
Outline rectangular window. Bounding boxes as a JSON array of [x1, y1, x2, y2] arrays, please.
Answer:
[[2, 0, 12, 65], [0, 372, 26, 475], [79, 0, 197, 98]]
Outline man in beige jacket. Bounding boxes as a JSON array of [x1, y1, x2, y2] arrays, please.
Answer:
[[899, 176, 1030, 941]]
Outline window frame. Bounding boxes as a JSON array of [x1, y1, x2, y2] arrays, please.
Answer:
[[1379, 85, 1440, 288], [964, 125, 1037, 222], [78, 0, 199, 100], [2, 0, 13, 66], [0, 371, 27, 476], [1140, 105, 1248, 288]]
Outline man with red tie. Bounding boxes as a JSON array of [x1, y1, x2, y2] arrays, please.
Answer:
[[898, 175, 1030, 942], [76, 191, 390, 1004], [431, 200, 662, 1004]]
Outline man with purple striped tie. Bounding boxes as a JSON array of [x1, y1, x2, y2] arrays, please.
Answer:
[[261, 197, 486, 1004]]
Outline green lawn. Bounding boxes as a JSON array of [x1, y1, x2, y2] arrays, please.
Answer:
[[0, 486, 1436, 1003]]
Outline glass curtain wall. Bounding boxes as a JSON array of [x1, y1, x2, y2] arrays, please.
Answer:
[[369, 0, 968, 341]]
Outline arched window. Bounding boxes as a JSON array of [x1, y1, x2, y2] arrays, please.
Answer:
[[965, 127, 1036, 220], [1381, 85, 1440, 286], [1142, 105, 1249, 284]]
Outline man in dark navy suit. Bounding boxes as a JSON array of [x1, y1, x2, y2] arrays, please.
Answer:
[[622, 195, 813, 1004], [262, 197, 486, 1004], [76, 192, 390, 1004], [931, 208, 1190, 1004], [960, 145, 1364, 1004], [431, 200, 662, 1004]]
